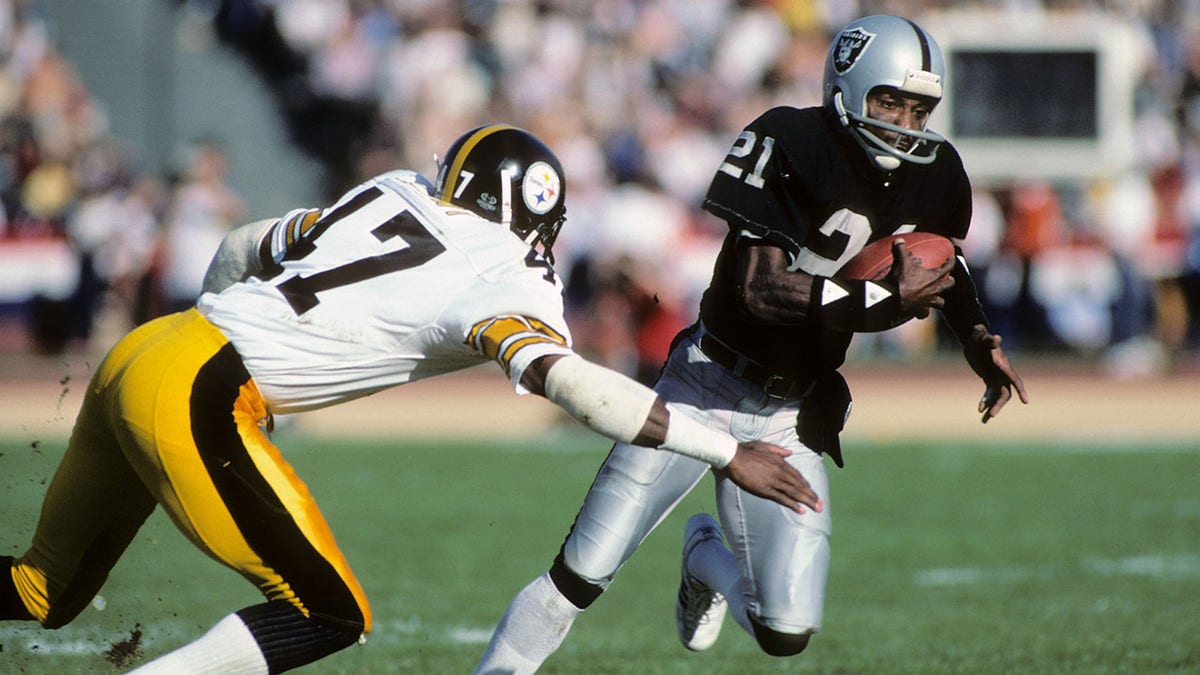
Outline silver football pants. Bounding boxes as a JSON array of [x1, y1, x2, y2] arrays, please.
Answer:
[[560, 326, 832, 633]]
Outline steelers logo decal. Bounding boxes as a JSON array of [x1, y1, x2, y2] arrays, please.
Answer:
[[522, 161, 561, 215]]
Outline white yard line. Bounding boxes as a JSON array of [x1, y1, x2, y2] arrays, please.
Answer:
[[915, 553, 1200, 587]]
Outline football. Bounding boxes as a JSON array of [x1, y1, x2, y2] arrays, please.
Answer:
[[835, 232, 954, 281]]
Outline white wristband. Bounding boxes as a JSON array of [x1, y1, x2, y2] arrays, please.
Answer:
[[661, 410, 738, 469]]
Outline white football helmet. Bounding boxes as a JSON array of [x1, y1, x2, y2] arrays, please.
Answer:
[[822, 15, 947, 171]]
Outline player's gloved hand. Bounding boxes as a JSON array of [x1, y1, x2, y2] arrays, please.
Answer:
[[890, 239, 956, 319], [716, 441, 823, 515], [961, 324, 1029, 423]]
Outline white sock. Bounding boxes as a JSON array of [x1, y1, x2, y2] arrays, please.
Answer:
[[474, 572, 582, 675], [127, 612, 269, 675], [687, 534, 754, 636]]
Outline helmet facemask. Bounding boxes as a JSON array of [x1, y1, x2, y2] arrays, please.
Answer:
[[832, 86, 946, 171], [511, 205, 566, 266]]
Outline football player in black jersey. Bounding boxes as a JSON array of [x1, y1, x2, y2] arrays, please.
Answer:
[[475, 15, 1028, 671]]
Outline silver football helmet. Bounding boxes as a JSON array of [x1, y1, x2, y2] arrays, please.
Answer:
[[822, 15, 947, 171]]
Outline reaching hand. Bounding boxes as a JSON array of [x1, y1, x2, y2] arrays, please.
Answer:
[[962, 326, 1029, 423], [716, 441, 823, 514], [891, 239, 956, 319]]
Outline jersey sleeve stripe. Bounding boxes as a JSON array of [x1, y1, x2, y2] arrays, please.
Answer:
[[468, 316, 522, 360], [266, 208, 323, 261], [499, 335, 560, 365], [297, 209, 322, 237], [519, 316, 566, 345], [467, 316, 568, 374], [284, 209, 323, 248]]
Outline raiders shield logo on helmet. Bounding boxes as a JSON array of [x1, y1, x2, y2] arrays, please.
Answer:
[[833, 27, 875, 74]]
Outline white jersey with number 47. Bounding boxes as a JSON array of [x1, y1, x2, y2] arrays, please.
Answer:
[[197, 169, 574, 414]]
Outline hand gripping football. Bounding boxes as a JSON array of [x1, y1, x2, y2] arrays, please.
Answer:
[[835, 232, 954, 281]]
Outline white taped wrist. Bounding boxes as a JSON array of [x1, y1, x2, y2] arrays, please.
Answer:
[[542, 355, 657, 444], [661, 410, 737, 468]]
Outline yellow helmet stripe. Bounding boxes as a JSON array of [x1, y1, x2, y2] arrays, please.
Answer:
[[440, 123, 519, 206]]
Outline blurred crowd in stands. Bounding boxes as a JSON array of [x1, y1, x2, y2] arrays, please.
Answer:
[[0, 0, 1198, 381]]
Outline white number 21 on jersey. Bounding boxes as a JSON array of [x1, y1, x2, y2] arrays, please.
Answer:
[[718, 131, 774, 189]]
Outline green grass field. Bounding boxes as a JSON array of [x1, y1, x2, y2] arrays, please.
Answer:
[[2, 430, 1197, 674]]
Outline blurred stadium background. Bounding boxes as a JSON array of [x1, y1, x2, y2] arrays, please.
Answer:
[[0, 0, 1191, 442], [0, 2, 1198, 672], [0, 0, 1197, 382]]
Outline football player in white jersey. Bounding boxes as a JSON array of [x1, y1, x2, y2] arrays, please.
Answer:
[[0, 124, 820, 674]]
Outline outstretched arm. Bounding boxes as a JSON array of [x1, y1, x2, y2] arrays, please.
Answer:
[[521, 354, 823, 514]]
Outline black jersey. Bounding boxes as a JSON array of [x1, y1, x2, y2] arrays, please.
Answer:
[[698, 105, 972, 379]]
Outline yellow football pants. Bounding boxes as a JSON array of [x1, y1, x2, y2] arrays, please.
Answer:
[[10, 309, 371, 634]]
